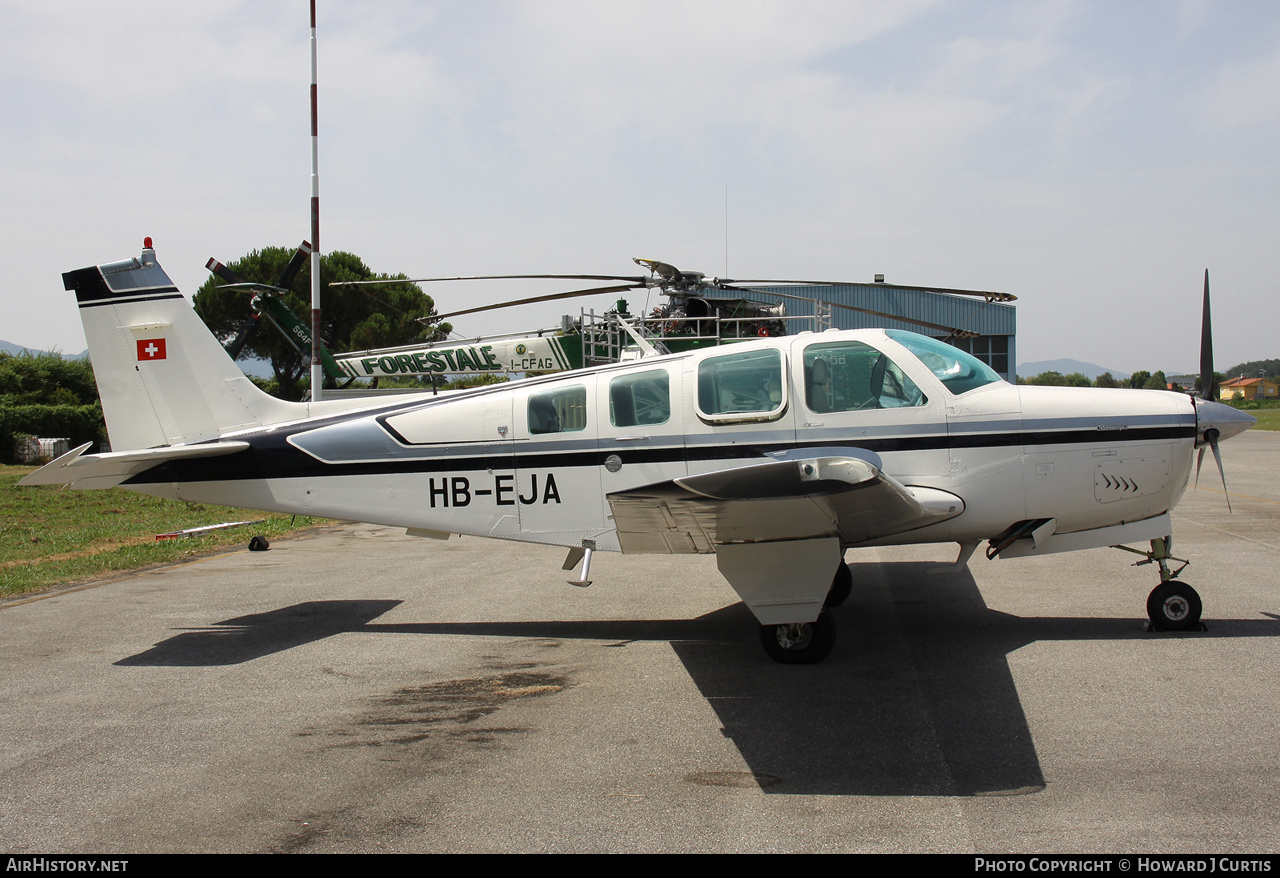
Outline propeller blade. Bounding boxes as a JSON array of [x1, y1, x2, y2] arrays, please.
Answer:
[[1200, 269, 1214, 400], [1210, 436, 1232, 513], [276, 241, 313, 290], [428, 283, 642, 323]]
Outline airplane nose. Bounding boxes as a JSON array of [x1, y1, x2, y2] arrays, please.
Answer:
[[1194, 398, 1256, 445]]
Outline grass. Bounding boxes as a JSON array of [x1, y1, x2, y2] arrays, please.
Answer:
[[1, 464, 330, 598], [1226, 399, 1280, 431], [1244, 408, 1280, 431]]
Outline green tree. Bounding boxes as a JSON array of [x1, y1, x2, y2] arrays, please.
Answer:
[[194, 248, 449, 400], [1143, 370, 1168, 391], [1094, 372, 1119, 388], [1194, 372, 1225, 396], [1128, 370, 1151, 390], [0, 351, 99, 406]]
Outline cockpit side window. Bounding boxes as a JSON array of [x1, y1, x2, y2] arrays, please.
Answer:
[[528, 385, 587, 434], [803, 340, 926, 412], [886, 331, 1002, 395]]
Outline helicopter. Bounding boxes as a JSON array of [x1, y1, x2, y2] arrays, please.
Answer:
[[325, 256, 1012, 381]]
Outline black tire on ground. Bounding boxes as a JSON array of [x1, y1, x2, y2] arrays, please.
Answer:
[[759, 612, 837, 664], [1146, 581, 1202, 631]]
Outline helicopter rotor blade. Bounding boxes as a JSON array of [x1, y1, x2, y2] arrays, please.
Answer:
[[205, 257, 251, 287], [734, 286, 979, 339], [721, 279, 1016, 303], [224, 312, 262, 360], [335, 273, 649, 288], [205, 257, 292, 296], [276, 241, 313, 290], [428, 283, 642, 323]]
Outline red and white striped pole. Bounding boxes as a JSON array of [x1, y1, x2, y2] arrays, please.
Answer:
[[309, 0, 323, 401]]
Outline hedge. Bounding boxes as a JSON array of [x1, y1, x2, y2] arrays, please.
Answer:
[[0, 403, 106, 463]]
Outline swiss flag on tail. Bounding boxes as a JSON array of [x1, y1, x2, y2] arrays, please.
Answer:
[[137, 338, 167, 361]]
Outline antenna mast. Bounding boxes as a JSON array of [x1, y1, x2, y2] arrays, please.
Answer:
[[309, 0, 323, 401]]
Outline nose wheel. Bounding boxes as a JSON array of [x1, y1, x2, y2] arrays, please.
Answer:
[[1147, 580, 1203, 631]]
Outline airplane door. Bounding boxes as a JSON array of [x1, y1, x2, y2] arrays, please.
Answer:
[[683, 344, 797, 477], [597, 364, 687, 521], [791, 335, 950, 482], [513, 379, 603, 545]]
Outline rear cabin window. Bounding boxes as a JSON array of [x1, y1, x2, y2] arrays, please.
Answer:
[[528, 385, 587, 434], [610, 370, 671, 427], [803, 340, 926, 412], [698, 349, 785, 418]]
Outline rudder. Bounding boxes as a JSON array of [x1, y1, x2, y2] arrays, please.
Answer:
[[66, 239, 300, 451]]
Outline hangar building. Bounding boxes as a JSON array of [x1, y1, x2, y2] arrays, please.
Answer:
[[744, 280, 1018, 382]]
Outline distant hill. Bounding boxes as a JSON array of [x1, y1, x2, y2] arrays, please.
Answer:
[[1, 338, 274, 377], [1018, 359, 1129, 381], [0, 339, 88, 359]]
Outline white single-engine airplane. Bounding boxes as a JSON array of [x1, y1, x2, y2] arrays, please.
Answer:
[[24, 241, 1256, 663]]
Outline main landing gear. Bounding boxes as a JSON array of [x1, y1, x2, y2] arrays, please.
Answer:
[[757, 561, 850, 664], [1117, 536, 1204, 631], [759, 612, 837, 664]]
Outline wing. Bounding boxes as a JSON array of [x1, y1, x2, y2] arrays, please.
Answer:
[[607, 447, 963, 554], [18, 441, 251, 490]]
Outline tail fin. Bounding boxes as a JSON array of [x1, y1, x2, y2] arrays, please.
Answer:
[[65, 239, 301, 451]]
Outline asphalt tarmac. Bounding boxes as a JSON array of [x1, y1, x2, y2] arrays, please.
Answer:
[[2, 432, 1278, 853]]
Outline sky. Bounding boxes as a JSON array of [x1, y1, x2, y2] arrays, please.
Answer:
[[1, 0, 1276, 375]]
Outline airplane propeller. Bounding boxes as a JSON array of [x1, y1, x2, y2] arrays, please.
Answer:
[[1191, 269, 1257, 511]]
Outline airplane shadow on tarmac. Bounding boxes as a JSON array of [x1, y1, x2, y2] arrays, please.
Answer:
[[116, 562, 1280, 798]]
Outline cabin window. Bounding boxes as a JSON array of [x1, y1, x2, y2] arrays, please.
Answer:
[[610, 370, 671, 427], [528, 385, 587, 434], [887, 330, 1002, 395], [803, 340, 926, 412], [697, 349, 785, 418]]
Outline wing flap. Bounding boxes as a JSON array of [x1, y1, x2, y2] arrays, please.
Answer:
[[608, 449, 963, 554], [18, 441, 251, 490]]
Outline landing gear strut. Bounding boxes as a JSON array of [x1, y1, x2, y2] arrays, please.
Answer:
[[1116, 536, 1204, 631]]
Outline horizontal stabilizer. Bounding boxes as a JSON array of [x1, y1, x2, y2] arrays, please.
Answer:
[[19, 441, 250, 490]]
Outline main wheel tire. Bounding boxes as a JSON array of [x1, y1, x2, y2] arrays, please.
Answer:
[[759, 612, 837, 664], [825, 562, 853, 607], [1147, 581, 1202, 631]]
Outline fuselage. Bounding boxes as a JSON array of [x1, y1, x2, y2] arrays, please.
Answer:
[[124, 327, 1203, 554]]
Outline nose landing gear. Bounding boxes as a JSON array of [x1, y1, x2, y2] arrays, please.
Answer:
[[1116, 536, 1204, 631]]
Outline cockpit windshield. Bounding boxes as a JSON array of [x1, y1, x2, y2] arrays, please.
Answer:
[[887, 331, 1003, 395]]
